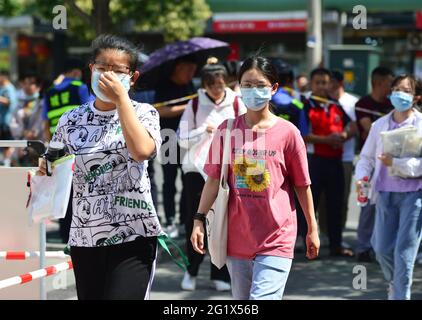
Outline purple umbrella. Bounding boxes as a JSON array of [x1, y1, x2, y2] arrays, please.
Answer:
[[139, 37, 231, 88]]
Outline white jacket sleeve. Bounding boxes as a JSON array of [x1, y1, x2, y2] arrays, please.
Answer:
[[390, 157, 422, 178], [9, 110, 24, 139], [177, 99, 206, 149], [355, 124, 377, 181]]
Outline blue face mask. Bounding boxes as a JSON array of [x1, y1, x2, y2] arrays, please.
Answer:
[[390, 91, 414, 112], [240, 87, 272, 111], [91, 70, 131, 103]]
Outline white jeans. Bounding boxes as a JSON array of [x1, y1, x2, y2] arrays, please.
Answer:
[[226, 255, 292, 300]]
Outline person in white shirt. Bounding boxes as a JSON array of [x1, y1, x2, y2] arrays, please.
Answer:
[[177, 61, 246, 292]]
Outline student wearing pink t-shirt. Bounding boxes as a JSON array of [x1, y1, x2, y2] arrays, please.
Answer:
[[190, 56, 320, 300]]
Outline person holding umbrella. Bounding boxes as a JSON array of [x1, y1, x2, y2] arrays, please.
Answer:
[[140, 38, 231, 236], [154, 55, 197, 235]]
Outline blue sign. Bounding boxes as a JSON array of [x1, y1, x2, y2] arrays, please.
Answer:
[[0, 35, 10, 49]]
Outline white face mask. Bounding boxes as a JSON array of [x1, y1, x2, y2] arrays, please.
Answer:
[[91, 70, 131, 103], [240, 87, 272, 111]]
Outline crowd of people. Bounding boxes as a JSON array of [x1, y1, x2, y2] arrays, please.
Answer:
[[1, 33, 422, 300]]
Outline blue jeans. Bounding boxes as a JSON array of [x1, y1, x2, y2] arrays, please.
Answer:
[[226, 255, 292, 300], [371, 191, 422, 300]]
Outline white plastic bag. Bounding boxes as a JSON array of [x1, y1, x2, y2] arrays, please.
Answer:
[[27, 155, 75, 224]]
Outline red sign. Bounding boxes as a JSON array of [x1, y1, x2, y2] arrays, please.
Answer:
[[417, 11, 422, 30], [227, 42, 240, 61], [213, 19, 306, 33]]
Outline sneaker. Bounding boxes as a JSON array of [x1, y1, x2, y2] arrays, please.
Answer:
[[164, 224, 179, 239], [181, 272, 196, 291], [387, 283, 394, 300], [213, 280, 231, 292]]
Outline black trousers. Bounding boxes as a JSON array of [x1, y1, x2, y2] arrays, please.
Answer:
[[161, 162, 186, 226], [59, 186, 73, 243], [309, 155, 344, 250], [147, 159, 158, 209], [184, 172, 230, 282], [70, 236, 157, 300]]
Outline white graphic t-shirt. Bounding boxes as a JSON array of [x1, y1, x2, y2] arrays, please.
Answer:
[[52, 100, 162, 247]]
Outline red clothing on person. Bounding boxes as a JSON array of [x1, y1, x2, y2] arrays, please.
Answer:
[[204, 115, 311, 260], [305, 98, 350, 159]]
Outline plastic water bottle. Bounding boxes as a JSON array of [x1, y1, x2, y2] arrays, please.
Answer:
[[357, 176, 370, 207]]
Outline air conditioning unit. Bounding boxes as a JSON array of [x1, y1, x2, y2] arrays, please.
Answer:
[[408, 32, 422, 50]]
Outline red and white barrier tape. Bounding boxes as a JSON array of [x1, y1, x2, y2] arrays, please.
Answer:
[[0, 251, 68, 260], [0, 260, 73, 290]]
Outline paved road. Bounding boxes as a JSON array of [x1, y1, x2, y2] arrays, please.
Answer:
[[45, 160, 422, 300]]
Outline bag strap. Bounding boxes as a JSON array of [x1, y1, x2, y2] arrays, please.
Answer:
[[157, 234, 190, 272], [192, 96, 199, 129], [233, 96, 239, 117], [220, 118, 234, 186]]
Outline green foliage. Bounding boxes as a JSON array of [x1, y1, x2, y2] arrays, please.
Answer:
[[1, 0, 212, 42]]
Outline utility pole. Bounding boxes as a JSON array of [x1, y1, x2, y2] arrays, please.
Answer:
[[306, 0, 323, 74]]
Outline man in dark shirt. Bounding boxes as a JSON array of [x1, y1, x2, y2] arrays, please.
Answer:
[[154, 56, 197, 233], [356, 67, 394, 148], [303, 68, 354, 258], [355, 66, 394, 263]]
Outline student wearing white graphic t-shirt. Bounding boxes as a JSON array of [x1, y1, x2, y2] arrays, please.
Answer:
[[37, 34, 162, 300]]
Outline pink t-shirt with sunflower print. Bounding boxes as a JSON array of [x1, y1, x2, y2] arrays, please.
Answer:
[[204, 114, 311, 259]]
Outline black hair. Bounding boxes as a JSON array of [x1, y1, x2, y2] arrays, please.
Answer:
[[331, 69, 344, 82], [200, 63, 227, 87], [62, 57, 84, 73], [0, 69, 10, 77], [270, 58, 294, 86], [238, 56, 278, 86], [223, 60, 241, 78], [91, 34, 139, 72], [391, 74, 416, 95], [371, 66, 394, 84], [20, 72, 43, 86], [310, 68, 332, 80]]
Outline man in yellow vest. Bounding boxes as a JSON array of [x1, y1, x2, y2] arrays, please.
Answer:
[[42, 58, 91, 140], [42, 58, 91, 243]]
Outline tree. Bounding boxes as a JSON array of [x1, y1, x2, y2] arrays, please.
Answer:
[[1, 0, 212, 42]]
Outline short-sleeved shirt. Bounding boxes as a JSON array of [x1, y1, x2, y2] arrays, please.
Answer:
[[52, 100, 162, 247], [304, 97, 351, 159], [0, 83, 18, 126], [204, 115, 311, 259], [355, 95, 393, 148]]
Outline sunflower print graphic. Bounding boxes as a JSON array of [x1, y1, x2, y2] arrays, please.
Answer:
[[233, 156, 250, 177], [233, 156, 270, 192], [245, 169, 271, 192]]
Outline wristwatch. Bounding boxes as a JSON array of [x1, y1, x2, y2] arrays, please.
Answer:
[[193, 212, 207, 223]]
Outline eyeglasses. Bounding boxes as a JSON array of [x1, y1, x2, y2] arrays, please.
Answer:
[[240, 83, 272, 89], [93, 60, 132, 75]]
